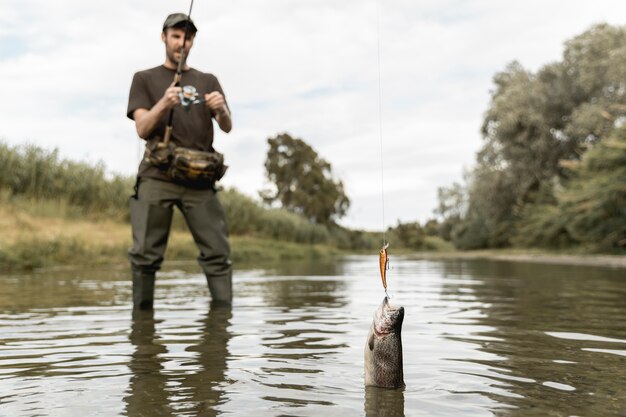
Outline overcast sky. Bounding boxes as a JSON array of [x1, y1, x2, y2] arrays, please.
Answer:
[[1, 1, 625, 230]]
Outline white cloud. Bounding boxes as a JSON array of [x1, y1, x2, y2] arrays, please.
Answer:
[[2, 0, 626, 230]]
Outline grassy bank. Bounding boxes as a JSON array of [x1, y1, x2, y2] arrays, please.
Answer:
[[0, 196, 342, 272], [0, 141, 366, 271], [3, 194, 620, 272], [0, 141, 453, 271]]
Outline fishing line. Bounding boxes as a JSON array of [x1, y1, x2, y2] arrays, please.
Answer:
[[375, 0, 386, 246], [375, 0, 391, 298], [375, 0, 393, 299]]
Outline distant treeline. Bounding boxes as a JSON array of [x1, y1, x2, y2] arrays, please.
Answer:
[[0, 140, 421, 251], [436, 24, 626, 253]]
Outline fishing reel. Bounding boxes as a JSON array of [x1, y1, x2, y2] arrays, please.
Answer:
[[179, 85, 205, 112]]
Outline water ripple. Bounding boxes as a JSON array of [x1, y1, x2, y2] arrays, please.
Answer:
[[0, 258, 625, 416]]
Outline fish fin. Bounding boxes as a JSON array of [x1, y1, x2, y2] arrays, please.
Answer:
[[368, 332, 375, 351]]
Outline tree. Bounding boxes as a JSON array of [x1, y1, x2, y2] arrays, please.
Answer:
[[559, 126, 626, 250], [423, 219, 440, 237], [513, 126, 626, 251], [511, 180, 575, 249], [442, 23, 626, 250], [434, 181, 467, 242], [388, 221, 426, 250], [456, 166, 518, 249], [260, 133, 350, 224]]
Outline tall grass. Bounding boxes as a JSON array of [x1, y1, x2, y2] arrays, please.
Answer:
[[219, 189, 383, 249], [220, 189, 331, 244], [0, 140, 451, 271], [0, 142, 133, 219], [0, 140, 380, 249]]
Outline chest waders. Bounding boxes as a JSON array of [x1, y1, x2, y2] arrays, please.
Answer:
[[129, 179, 233, 310]]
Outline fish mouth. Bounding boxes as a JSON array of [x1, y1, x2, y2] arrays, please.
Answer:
[[374, 297, 404, 335], [383, 296, 404, 316]]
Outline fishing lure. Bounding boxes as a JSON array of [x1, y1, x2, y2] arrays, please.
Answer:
[[379, 242, 389, 294]]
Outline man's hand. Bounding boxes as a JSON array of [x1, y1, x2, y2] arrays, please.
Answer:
[[205, 91, 228, 115], [162, 85, 182, 109], [133, 83, 182, 139], [205, 91, 232, 133]]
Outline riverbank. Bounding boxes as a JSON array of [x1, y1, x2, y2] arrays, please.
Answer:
[[2, 197, 623, 272], [411, 249, 626, 269], [0, 201, 339, 272]]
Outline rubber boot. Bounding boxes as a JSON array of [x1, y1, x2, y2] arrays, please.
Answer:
[[207, 271, 232, 306], [132, 271, 156, 310]]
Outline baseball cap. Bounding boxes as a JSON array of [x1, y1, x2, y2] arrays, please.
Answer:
[[163, 13, 198, 33]]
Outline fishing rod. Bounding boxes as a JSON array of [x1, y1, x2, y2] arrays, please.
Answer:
[[163, 0, 197, 146]]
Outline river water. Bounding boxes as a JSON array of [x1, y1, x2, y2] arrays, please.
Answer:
[[0, 256, 625, 416]]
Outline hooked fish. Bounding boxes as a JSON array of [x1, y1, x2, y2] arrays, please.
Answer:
[[379, 243, 389, 291], [365, 296, 405, 388]]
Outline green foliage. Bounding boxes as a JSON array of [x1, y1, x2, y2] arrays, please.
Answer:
[[0, 141, 133, 218], [449, 216, 490, 251], [229, 238, 337, 264], [0, 139, 451, 261], [256, 208, 331, 244], [515, 128, 626, 251], [383, 220, 453, 252], [422, 236, 455, 252], [218, 187, 331, 244], [440, 24, 626, 252], [423, 219, 440, 237], [219, 188, 265, 235], [327, 225, 380, 251], [0, 140, 342, 247], [464, 167, 518, 249], [260, 133, 350, 224], [513, 204, 575, 249], [559, 127, 626, 250], [387, 221, 426, 250], [434, 182, 466, 241], [512, 181, 575, 248], [0, 237, 125, 272], [437, 169, 517, 249]]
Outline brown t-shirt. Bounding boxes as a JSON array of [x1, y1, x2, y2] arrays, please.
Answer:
[[127, 65, 228, 181]]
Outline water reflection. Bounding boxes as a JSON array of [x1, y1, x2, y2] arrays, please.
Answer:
[[244, 276, 348, 310], [225, 275, 352, 412], [125, 310, 173, 417], [125, 302, 232, 417], [364, 386, 405, 417], [183, 303, 232, 416], [236, 258, 343, 277], [437, 259, 626, 417], [0, 267, 128, 311]]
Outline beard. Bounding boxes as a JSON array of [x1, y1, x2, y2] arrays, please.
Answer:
[[166, 42, 191, 67]]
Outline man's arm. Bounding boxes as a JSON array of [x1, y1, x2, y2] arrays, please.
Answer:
[[205, 91, 232, 133], [133, 85, 182, 139]]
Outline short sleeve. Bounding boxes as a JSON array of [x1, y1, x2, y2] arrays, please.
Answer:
[[127, 72, 151, 120], [212, 76, 229, 112]]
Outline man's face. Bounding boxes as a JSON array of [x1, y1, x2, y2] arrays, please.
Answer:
[[162, 28, 195, 66]]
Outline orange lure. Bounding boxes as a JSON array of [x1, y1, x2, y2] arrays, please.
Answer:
[[379, 242, 389, 290]]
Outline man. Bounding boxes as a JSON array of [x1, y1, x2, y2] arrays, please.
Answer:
[[126, 13, 233, 310]]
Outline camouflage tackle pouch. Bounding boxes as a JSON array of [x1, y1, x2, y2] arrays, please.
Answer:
[[143, 140, 174, 170], [167, 147, 228, 187]]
